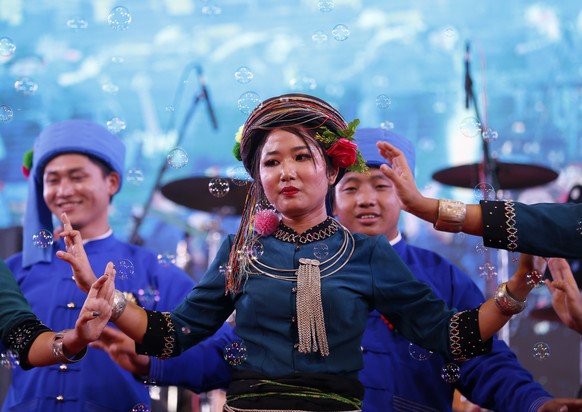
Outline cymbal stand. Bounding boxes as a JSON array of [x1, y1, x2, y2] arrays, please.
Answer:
[[129, 63, 217, 244]]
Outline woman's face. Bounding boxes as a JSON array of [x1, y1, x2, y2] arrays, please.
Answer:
[[259, 129, 337, 220]]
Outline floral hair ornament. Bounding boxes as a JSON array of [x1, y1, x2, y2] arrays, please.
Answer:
[[316, 118, 367, 174], [231, 119, 368, 174], [22, 148, 33, 178]]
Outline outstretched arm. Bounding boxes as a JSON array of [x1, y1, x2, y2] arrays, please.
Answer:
[[476, 253, 544, 342], [376, 141, 484, 236], [377, 141, 582, 258]]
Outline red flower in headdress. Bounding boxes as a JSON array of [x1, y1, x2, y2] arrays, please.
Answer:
[[326, 138, 358, 169]]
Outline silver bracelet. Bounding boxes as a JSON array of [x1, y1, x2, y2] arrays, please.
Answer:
[[494, 282, 527, 316], [110, 290, 127, 321], [434, 199, 467, 233], [52, 330, 87, 364]]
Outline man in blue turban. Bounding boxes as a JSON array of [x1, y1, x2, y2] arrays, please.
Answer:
[[332, 127, 579, 412], [5, 119, 233, 412]]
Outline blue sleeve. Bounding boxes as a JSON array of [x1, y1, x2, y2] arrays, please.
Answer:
[[170, 237, 235, 352], [148, 322, 234, 393], [514, 202, 582, 258], [445, 264, 553, 411]]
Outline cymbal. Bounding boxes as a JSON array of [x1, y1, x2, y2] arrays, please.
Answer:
[[432, 161, 558, 190], [529, 306, 561, 323], [161, 176, 249, 215]]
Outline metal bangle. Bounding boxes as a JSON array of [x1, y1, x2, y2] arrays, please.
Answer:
[[110, 290, 127, 322], [494, 282, 527, 316], [52, 330, 87, 364], [434, 199, 467, 233]]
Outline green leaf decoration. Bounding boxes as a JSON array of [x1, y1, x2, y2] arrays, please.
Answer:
[[232, 142, 242, 161], [22, 148, 33, 171]]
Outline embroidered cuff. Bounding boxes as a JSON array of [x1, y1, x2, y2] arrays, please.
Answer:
[[449, 307, 492, 361], [481, 200, 518, 252], [135, 310, 178, 360], [5, 318, 51, 370]]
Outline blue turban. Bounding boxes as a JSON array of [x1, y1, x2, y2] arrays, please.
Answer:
[[355, 128, 415, 176], [23, 119, 125, 267]]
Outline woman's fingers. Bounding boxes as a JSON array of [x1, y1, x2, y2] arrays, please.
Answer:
[[87, 274, 109, 299], [101, 262, 116, 302]]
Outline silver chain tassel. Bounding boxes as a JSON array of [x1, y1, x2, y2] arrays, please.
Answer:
[[296, 258, 329, 356]]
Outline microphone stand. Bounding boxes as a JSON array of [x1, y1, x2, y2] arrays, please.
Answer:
[[465, 42, 501, 295], [465, 41, 511, 346], [464, 42, 500, 194], [129, 63, 218, 245]]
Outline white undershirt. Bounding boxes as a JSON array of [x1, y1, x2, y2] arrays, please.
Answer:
[[389, 231, 402, 246], [83, 228, 113, 244]]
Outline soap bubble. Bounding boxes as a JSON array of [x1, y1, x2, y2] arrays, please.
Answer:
[[108, 6, 132, 31]]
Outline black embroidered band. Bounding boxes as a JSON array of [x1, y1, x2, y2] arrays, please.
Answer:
[[5, 318, 51, 369], [503, 200, 518, 251], [449, 307, 492, 361], [135, 310, 177, 360], [481, 200, 514, 251]]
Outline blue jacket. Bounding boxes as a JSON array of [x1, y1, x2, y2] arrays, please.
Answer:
[[4, 235, 231, 412], [359, 236, 553, 412], [160, 231, 475, 380], [147, 232, 553, 412]]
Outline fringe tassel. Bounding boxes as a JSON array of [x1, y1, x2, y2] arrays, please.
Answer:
[[296, 258, 329, 357], [226, 182, 257, 294]]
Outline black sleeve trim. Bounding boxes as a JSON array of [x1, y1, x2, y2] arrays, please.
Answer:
[[481, 200, 518, 252], [4, 317, 51, 370], [135, 310, 178, 359], [449, 307, 492, 361]]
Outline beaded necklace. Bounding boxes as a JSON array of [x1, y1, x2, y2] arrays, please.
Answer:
[[273, 217, 339, 244]]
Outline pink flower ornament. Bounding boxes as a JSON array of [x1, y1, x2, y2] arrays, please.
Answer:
[[254, 209, 279, 236]]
